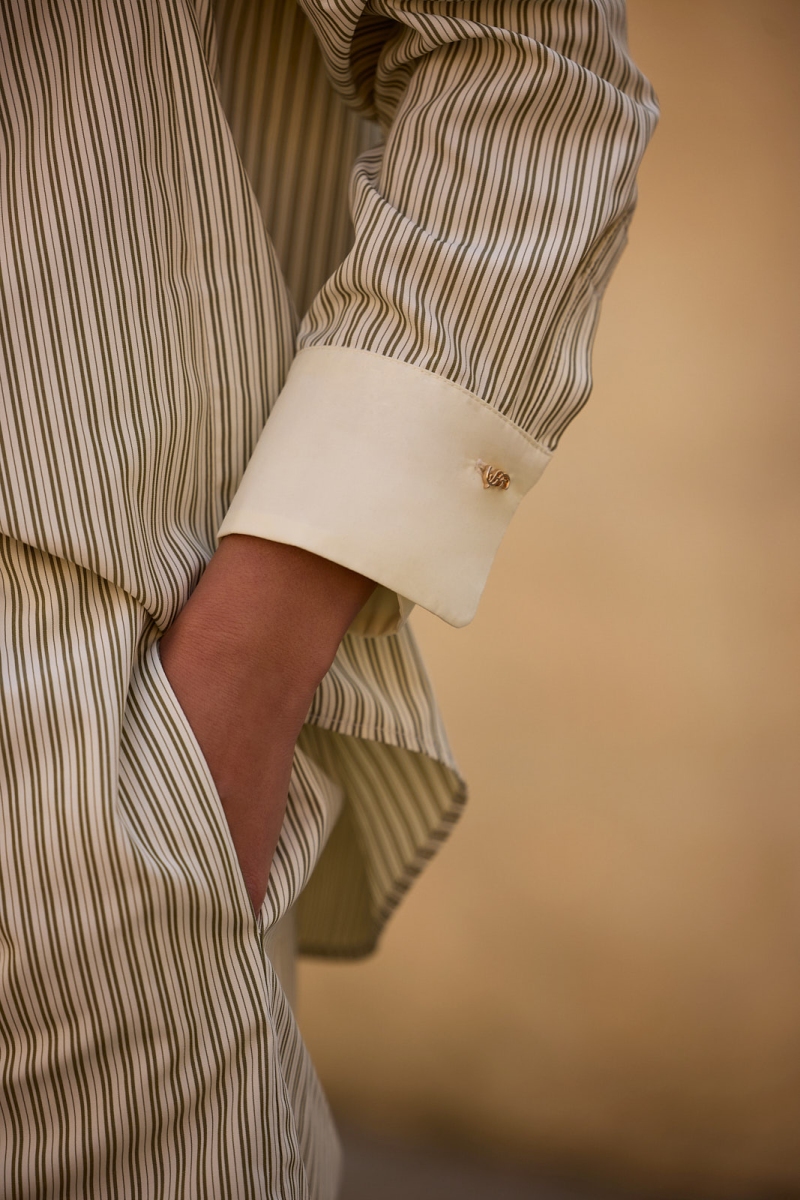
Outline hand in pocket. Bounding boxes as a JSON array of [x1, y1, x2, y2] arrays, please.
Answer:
[[158, 536, 375, 913]]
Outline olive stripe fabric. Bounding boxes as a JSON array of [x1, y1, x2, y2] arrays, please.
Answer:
[[0, 0, 653, 1194], [297, 0, 656, 447], [215, 0, 658, 449], [213, 0, 382, 318]]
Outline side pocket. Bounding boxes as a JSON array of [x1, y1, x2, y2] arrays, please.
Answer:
[[117, 634, 256, 925]]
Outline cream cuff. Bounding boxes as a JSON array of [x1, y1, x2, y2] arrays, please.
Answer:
[[218, 347, 551, 633]]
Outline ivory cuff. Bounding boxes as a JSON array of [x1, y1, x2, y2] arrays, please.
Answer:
[[219, 346, 551, 632]]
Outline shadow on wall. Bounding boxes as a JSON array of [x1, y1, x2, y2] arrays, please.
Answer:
[[299, 3, 800, 1197]]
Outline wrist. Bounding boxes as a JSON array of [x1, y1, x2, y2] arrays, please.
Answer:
[[162, 535, 375, 706], [216, 534, 374, 679]]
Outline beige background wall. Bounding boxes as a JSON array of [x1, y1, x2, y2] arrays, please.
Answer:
[[298, 4, 800, 1195]]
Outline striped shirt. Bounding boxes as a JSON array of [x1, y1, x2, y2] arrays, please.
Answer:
[[0, 1, 657, 1195]]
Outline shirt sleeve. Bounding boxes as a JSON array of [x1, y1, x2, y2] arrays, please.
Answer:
[[218, 0, 659, 633]]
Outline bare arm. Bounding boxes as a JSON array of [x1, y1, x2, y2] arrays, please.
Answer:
[[158, 535, 375, 913]]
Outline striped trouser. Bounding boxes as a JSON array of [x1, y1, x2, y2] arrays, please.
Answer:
[[0, 535, 342, 1199]]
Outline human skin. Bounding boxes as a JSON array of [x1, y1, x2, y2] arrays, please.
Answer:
[[158, 534, 375, 913]]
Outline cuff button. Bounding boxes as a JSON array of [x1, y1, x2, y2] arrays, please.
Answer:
[[480, 463, 511, 490]]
